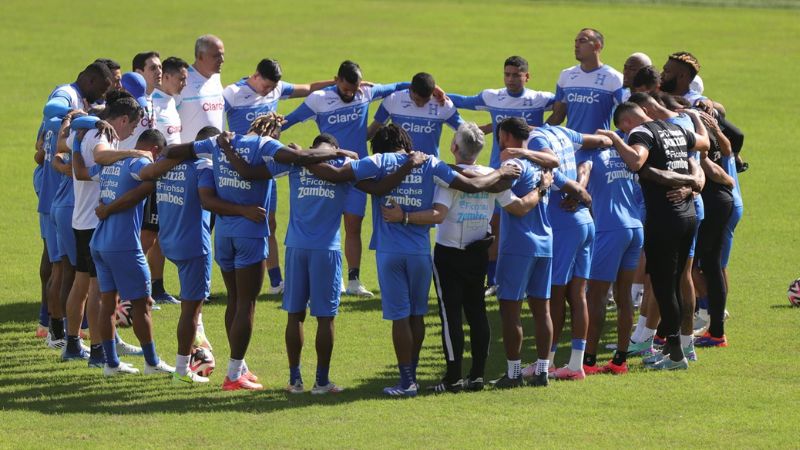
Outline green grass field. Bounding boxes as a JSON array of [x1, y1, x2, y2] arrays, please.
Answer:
[[1, 0, 799, 448]]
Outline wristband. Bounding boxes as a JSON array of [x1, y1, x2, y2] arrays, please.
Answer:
[[403, 212, 409, 226]]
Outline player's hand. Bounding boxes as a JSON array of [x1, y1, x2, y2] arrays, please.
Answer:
[[500, 148, 527, 162], [381, 199, 403, 223], [217, 131, 234, 153], [595, 129, 618, 142], [597, 134, 614, 147], [95, 120, 118, 142], [240, 205, 267, 223], [497, 163, 521, 180], [95, 202, 109, 220], [560, 197, 579, 212], [432, 85, 449, 106], [698, 110, 720, 133], [287, 142, 302, 151], [407, 151, 429, 167], [666, 185, 692, 203], [539, 170, 553, 190], [335, 149, 360, 160]]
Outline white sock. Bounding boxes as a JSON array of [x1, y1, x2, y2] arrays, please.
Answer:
[[507, 359, 521, 379], [642, 326, 656, 341], [680, 334, 693, 349], [547, 350, 556, 367], [227, 358, 244, 380], [568, 348, 584, 372], [241, 359, 249, 374], [176, 354, 190, 376], [631, 283, 644, 300], [536, 359, 550, 375], [197, 313, 205, 334], [632, 315, 648, 342]]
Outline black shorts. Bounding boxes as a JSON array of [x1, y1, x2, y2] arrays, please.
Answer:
[[142, 192, 159, 232], [73, 228, 97, 277]]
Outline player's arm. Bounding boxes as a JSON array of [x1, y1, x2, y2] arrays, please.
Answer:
[[137, 158, 183, 181], [638, 163, 701, 190], [499, 147, 560, 170], [580, 133, 614, 149], [164, 142, 198, 160], [501, 171, 553, 217], [683, 109, 710, 153], [381, 200, 449, 225], [198, 187, 266, 223], [597, 129, 649, 172], [281, 102, 316, 130], [51, 153, 71, 175], [546, 101, 567, 125], [71, 149, 91, 181], [478, 123, 493, 135], [356, 152, 429, 196], [448, 163, 521, 194], [699, 110, 733, 157], [700, 155, 735, 189], [93, 142, 153, 166], [287, 79, 335, 98], [447, 93, 485, 111], [369, 82, 412, 101], [95, 181, 155, 220], [367, 102, 391, 140], [447, 165, 513, 193]]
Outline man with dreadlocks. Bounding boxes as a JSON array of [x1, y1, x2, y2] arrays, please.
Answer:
[[165, 113, 356, 391]]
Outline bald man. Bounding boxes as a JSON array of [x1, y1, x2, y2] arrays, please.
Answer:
[[622, 53, 652, 101], [177, 34, 225, 142]]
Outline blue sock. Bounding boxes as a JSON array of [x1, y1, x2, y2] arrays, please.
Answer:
[[550, 342, 559, 352], [571, 338, 587, 351], [81, 312, 89, 330], [289, 365, 302, 384], [141, 341, 159, 366], [316, 366, 330, 387], [114, 333, 121, 344], [90, 344, 104, 362], [486, 261, 497, 286], [66, 335, 81, 354], [412, 357, 419, 382], [399, 364, 414, 389], [39, 303, 49, 327], [102, 340, 120, 367], [698, 296, 709, 310], [268, 267, 283, 287]]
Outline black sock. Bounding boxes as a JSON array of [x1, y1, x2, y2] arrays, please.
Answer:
[[90, 344, 104, 361], [66, 335, 81, 353], [612, 350, 627, 366], [666, 335, 684, 361], [444, 360, 462, 384], [348, 268, 359, 281], [583, 353, 596, 367], [152, 278, 165, 295], [50, 318, 65, 339]]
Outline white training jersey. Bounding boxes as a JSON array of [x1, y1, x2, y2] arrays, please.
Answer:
[[152, 88, 182, 145], [176, 65, 224, 142], [119, 95, 154, 150], [433, 164, 515, 250], [555, 64, 625, 134], [71, 131, 115, 230]]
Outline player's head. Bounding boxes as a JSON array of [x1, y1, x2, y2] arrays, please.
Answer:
[[161, 56, 189, 96], [623, 52, 651, 88], [661, 51, 700, 94], [497, 117, 530, 151], [451, 122, 485, 164], [370, 124, 413, 154], [194, 34, 225, 74], [311, 133, 340, 149], [574, 28, 604, 62], [409, 72, 435, 106], [103, 90, 143, 140], [195, 126, 221, 141], [335, 60, 362, 103], [627, 92, 662, 116], [95, 58, 122, 91], [251, 59, 283, 96], [632, 65, 661, 94], [613, 101, 649, 133], [503, 56, 530, 93], [77, 61, 113, 104], [132, 51, 162, 91], [248, 113, 283, 139], [136, 129, 167, 157]]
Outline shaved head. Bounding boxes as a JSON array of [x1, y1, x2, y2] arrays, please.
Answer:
[[623, 52, 653, 88]]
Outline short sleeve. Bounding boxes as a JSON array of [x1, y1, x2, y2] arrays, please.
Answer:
[[194, 138, 216, 159], [432, 185, 455, 209], [554, 84, 564, 102], [350, 154, 382, 181], [129, 157, 152, 181], [88, 164, 102, 181], [197, 158, 215, 189], [527, 135, 551, 151], [374, 103, 390, 124], [266, 160, 292, 179], [279, 81, 295, 99], [684, 129, 697, 151], [431, 157, 457, 187], [627, 126, 655, 150], [495, 189, 516, 207], [553, 170, 568, 188]]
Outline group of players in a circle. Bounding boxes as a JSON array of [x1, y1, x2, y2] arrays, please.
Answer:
[[33, 27, 745, 396]]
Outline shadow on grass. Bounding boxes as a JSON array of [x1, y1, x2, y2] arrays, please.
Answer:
[[0, 301, 39, 325], [769, 304, 798, 309]]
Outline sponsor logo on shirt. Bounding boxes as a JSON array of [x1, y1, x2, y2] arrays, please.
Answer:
[[327, 111, 360, 124], [203, 101, 225, 112], [401, 121, 435, 134], [566, 91, 601, 104]]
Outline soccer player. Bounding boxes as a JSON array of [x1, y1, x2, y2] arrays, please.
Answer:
[[92, 128, 179, 376], [223, 58, 335, 295], [282, 60, 427, 297], [152, 57, 188, 145], [165, 114, 354, 391], [621, 53, 651, 100], [177, 35, 224, 143], [420, 123, 549, 393], [95, 58, 122, 91], [367, 72, 463, 157], [309, 124, 520, 396], [598, 103, 709, 370], [547, 28, 625, 134]]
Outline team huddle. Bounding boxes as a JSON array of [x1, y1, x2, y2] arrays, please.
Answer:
[[33, 28, 746, 396]]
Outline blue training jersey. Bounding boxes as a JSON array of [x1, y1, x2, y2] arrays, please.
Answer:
[[577, 147, 643, 231], [555, 64, 625, 134], [373, 90, 463, 157], [528, 124, 593, 229], [223, 78, 295, 134], [194, 134, 283, 238], [282, 83, 409, 157], [90, 157, 152, 252], [38, 116, 65, 214], [269, 158, 352, 251], [351, 152, 457, 255], [156, 158, 214, 260], [450, 88, 555, 168], [723, 155, 744, 208], [498, 158, 551, 257], [51, 152, 74, 209], [666, 113, 704, 221]]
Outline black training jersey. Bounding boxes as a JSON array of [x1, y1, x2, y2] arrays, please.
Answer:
[[701, 130, 734, 206], [628, 120, 697, 220]]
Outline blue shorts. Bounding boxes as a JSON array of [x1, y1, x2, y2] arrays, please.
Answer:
[[721, 204, 743, 268], [39, 213, 47, 239], [688, 217, 702, 259], [551, 223, 594, 285], [268, 179, 278, 214], [376, 252, 432, 320], [496, 254, 552, 300], [344, 188, 367, 217], [589, 228, 644, 282], [53, 206, 77, 266], [42, 213, 61, 263], [283, 247, 341, 317], [214, 235, 267, 272], [170, 253, 211, 301], [92, 248, 151, 301]]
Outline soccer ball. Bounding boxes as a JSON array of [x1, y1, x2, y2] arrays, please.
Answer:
[[788, 278, 800, 307], [116, 300, 133, 327], [190, 347, 215, 377]]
